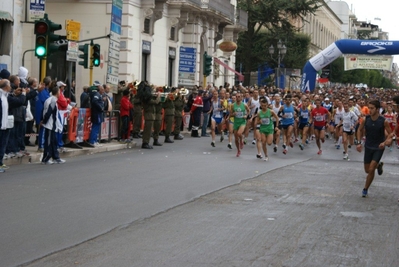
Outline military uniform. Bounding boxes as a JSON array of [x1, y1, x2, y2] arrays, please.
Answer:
[[162, 95, 175, 143], [132, 96, 142, 138], [173, 92, 185, 140], [152, 101, 163, 146], [141, 95, 160, 149]]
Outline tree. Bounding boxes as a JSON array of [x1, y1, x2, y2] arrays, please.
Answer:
[[236, 0, 323, 84]]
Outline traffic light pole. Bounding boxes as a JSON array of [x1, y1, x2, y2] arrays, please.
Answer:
[[40, 58, 47, 82], [203, 76, 206, 88], [89, 41, 93, 85]]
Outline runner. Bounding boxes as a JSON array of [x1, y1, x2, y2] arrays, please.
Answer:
[[256, 97, 279, 161], [341, 101, 358, 160], [310, 98, 330, 155], [271, 94, 282, 153], [226, 94, 236, 149], [230, 92, 249, 157], [332, 100, 344, 149], [356, 100, 393, 198], [297, 98, 311, 150], [209, 90, 225, 147], [278, 94, 295, 155], [383, 104, 397, 151], [245, 89, 260, 145]]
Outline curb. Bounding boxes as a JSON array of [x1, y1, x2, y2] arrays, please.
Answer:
[[4, 141, 137, 166]]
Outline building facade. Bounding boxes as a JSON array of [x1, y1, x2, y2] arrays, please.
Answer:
[[1, 0, 247, 103]]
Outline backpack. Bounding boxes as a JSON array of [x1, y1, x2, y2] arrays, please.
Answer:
[[136, 81, 153, 103]]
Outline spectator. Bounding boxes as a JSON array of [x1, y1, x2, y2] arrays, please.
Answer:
[[6, 76, 27, 158], [201, 89, 212, 137], [0, 79, 12, 172], [41, 86, 65, 164], [35, 76, 51, 152], [0, 69, 10, 80], [80, 85, 90, 108], [56, 81, 71, 153], [24, 77, 40, 147], [89, 82, 104, 146], [120, 88, 133, 142]]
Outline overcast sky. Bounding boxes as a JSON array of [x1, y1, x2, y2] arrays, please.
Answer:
[[343, 0, 398, 63]]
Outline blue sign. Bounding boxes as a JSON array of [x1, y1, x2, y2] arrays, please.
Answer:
[[110, 4, 122, 35], [30, 0, 45, 12], [179, 46, 197, 73]]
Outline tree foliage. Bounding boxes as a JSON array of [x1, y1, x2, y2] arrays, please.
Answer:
[[236, 0, 323, 84]]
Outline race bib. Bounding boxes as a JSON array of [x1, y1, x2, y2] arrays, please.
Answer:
[[261, 118, 270, 125], [301, 113, 308, 119], [215, 112, 222, 118], [236, 111, 244, 118], [343, 122, 350, 128], [315, 115, 324, 121], [286, 112, 293, 119]]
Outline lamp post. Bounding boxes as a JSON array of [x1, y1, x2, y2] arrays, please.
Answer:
[[269, 40, 287, 89]]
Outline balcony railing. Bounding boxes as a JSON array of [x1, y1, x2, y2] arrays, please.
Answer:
[[208, 0, 235, 22]]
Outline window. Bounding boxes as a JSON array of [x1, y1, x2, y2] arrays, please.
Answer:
[[144, 18, 151, 34], [170, 27, 176, 41]]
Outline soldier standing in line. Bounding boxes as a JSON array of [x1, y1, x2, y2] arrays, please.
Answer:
[[152, 86, 164, 146], [140, 82, 160, 149], [173, 88, 186, 140], [162, 88, 176, 143], [132, 81, 142, 139]]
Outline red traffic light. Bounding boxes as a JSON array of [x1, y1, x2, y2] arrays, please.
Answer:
[[34, 21, 48, 35]]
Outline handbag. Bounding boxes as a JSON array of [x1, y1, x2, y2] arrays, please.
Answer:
[[7, 115, 14, 129]]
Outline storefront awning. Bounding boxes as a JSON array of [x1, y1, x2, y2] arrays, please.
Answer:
[[0, 11, 13, 22], [213, 57, 244, 82]]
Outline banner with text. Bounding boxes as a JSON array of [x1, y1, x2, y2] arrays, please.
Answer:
[[344, 55, 393, 71]]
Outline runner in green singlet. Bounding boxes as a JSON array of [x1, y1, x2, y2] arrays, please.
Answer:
[[230, 93, 250, 157]]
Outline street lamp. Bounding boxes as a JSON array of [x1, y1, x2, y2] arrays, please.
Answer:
[[269, 40, 287, 89]]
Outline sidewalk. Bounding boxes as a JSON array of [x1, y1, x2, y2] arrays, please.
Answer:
[[4, 140, 137, 166]]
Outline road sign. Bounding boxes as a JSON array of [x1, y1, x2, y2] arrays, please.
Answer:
[[65, 20, 81, 41], [66, 41, 79, 62], [28, 0, 45, 22], [106, 0, 122, 89], [178, 46, 197, 86]]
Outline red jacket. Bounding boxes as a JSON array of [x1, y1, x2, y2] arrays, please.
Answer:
[[57, 91, 68, 110], [120, 96, 133, 117], [190, 96, 203, 113]]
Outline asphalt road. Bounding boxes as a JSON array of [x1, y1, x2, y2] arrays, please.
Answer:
[[1, 136, 399, 267]]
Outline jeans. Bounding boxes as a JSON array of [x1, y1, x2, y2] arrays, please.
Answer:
[[6, 121, 24, 153], [0, 129, 10, 165], [38, 126, 45, 149], [89, 123, 101, 144], [201, 112, 210, 136], [121, 116, 130, 140]]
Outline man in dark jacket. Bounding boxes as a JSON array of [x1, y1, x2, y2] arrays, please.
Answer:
[[88, 83, 104, 146], [6, 76, 27, 158]]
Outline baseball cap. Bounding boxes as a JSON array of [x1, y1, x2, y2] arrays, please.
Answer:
[[93, 80, 101, 86], [325, 97, 329, 101], [57, 81, 66, 87]]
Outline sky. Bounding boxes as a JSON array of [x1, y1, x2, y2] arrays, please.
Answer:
[[343, 0, 399, 63]]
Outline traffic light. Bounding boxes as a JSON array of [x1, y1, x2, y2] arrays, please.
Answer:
[[203, 52, 213, 77], [34, 20, 48, 58], [46, 18, 62, 56], [92, 44, 101, 67], [78, 44, 89, 69]]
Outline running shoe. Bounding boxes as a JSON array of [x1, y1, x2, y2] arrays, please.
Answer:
[[227, 143, 232, 149], [252, 139, 256, 145], [282, 144, 287, 149], [289, 142, 293, 148], [299, 144, 304, 150], [264, 156, 269, 162], [348, 145, 351, 149], [343, 153, 348, 160], [256, 154, 262, 159], [273, 146, 277, 153], [305, 139, 309, 144], [220, 135, 224, 142], [294, 138, 299, 143], [236, 150, 241, 157], [211, 141, 215, 147], [1, 164, 10, 170], [336, 145, 340, 149], [317, 150, 322, 155], [321, 138, 325, 143], [243, 139, 247, 145], [377, 162, 384, 175], [283, 149, 287, 155], [41, 160, 54, 165], [362, 188, 368, 197]]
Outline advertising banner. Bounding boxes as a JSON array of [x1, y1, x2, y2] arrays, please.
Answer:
[[344, 55, 393, 71]]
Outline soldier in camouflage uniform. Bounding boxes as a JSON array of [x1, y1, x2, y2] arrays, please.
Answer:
[[141, 84, 160, 149], [162, 89, 175, 143], [152, 88, 164, 146], [173, 88, 186, 140]]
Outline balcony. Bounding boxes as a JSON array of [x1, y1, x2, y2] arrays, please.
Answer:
[[235, 8, 248, 29]]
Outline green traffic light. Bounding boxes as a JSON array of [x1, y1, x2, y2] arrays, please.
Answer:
[[36, 46, 46, 57], [93, 59, 100, 66]]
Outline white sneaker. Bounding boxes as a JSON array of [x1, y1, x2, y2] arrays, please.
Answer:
[[42, 160, 54, 165], [94, 142, 103, 147], [3, 154, 9, 160], [8, 152, 15, 158], [343, 153, 348, 160], [252, 139, 256, 145], [54, 158, 66, 164], [15, 152, 24, 158]]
